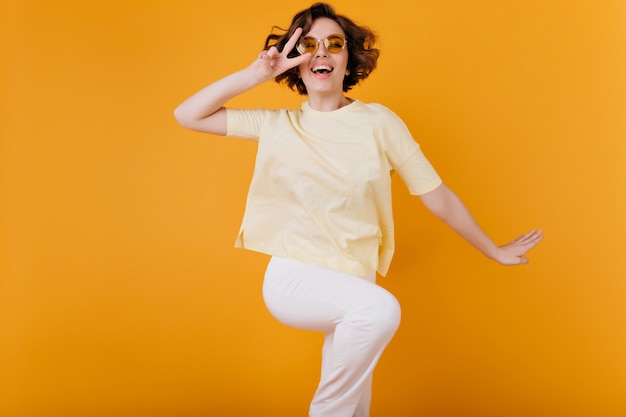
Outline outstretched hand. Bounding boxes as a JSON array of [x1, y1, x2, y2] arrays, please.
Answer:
[[251, 27, 311, 82], [496, 229, 544, 265]]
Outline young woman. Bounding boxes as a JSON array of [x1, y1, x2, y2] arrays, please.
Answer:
[[174, 3, 543, 416]]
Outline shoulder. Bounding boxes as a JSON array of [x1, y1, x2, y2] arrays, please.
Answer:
[[355, 101, 405, 122], [353, 102, 409, 135], [226, 107, 298, 123], [225, 107, 277, 117]]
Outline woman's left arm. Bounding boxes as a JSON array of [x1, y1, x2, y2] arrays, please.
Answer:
[[419, 183, 543, 265]]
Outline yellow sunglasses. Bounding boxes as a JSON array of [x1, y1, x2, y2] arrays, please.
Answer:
[[296, 34, 347, 55]]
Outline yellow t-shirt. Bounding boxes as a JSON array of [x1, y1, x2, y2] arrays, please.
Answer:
[[226, 100, 442, 277]]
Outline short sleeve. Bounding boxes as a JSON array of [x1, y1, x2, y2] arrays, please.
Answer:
[[225, 108, 267, 140], [395, 149, 442, 195], [377, 105, 443, 195]]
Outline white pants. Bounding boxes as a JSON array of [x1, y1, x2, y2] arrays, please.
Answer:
[[263, 256, 401, 417]]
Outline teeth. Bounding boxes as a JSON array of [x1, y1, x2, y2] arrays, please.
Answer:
[[312, 65, 333, 73]]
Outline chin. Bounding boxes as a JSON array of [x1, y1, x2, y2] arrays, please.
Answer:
[[305, 82, 342, 95]]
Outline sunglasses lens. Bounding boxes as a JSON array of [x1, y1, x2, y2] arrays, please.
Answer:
[[296, 35, 346, 55], [326, 35, 345, 53], [297, 37, 318, 54]]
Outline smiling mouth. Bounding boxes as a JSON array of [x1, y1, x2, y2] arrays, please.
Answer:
[[312, 65, 334, 74]]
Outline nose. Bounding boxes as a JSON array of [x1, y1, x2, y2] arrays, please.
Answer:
[[314, 39, 329, 57]]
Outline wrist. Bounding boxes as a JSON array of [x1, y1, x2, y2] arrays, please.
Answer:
[[486, 246, 505, 263], [243, 61, 273, 86]]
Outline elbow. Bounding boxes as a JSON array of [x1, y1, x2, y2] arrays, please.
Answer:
[[173, 108, 202, 131], [172, 107, 227, 136], [173, 107, 192, 128]]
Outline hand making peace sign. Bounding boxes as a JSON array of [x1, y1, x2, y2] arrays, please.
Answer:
[[250, 27, 311, 82]]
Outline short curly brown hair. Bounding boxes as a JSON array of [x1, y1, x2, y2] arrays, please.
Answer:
[[264, 3, 379, 95]]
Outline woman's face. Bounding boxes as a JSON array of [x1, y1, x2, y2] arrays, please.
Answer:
[[297, 17, 349, 97]]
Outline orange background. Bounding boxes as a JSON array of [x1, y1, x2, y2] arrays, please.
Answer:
[[2, 1, 625, 416]]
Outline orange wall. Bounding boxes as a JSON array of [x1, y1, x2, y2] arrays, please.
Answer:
[[2, 1, 625, 416]]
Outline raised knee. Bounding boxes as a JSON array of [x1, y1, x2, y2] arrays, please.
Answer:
[[359, 291, 401, 338], [377, 292, 401, 332]]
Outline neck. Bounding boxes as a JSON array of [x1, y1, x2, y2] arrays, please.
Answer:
[[307, 93, 352, 112]]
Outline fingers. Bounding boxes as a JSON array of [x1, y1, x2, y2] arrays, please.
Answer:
[[525, 228, 542, 239], [254, 27, 310, 76], [262, 28, 303, 57], [258, 27, 305, 61], [498, 228, 543, 265], [283, 27, 304, 54], [514, 229, 543, 245], [266, 46, 279, 58], [517, 229, 536, 241], [524, 229, 544, 246]]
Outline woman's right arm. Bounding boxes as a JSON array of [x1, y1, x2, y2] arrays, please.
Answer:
[[173, 28, 309, 136]]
